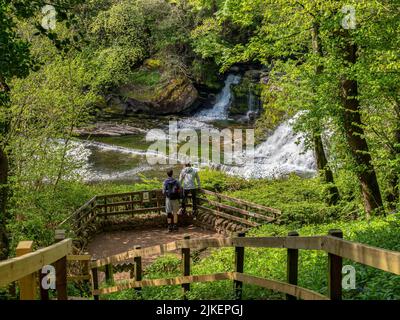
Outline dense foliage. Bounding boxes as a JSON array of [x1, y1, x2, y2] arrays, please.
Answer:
[[0, 0, 399, 301]]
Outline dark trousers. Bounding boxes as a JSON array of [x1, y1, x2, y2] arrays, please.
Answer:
[[182, 189, 198, 215]]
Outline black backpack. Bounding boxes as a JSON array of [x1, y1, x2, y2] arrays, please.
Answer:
[[165, 179, 181, 200]]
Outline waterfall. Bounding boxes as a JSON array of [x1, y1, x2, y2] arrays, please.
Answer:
[[195, 74, 241, 121], [248, 88, 254, 112], [221, 115, 317, 179], [246, 87, 256, 121], [66, 72, 317, 182]]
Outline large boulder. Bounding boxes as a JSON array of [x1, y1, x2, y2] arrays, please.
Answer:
[[103, 74, 198, 116], [154, 77, 198, 114]]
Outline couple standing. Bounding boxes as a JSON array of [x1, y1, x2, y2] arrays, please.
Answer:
[[162, 163, 201, 232]]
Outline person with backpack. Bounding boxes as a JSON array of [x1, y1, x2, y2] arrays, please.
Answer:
[[162, 169, 182, 232], [179, 163, 201, 217]]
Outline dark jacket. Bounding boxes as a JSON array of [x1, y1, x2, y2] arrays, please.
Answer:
[[163, 177, 181, 196]]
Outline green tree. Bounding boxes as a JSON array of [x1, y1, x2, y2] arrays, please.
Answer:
[[191, 0, 400, 215], [0, 0, 83, 260]]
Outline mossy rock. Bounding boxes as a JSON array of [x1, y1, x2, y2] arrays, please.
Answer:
[[230, 75, 262, 116], [143, 58, 162, 70]]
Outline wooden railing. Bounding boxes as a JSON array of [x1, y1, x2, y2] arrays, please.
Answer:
[[197, 189, 280, 228], [58, 189, 281, 238], [0, 230, 94, 300], [90, 230, 400, 300], [0, 238, 73, 300], [2, 228, 400, 300]]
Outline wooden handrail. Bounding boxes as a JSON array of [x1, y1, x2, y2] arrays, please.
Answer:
[[324, 235, 400, 275], [233, 273, 329, 300], [199, 189, 281, 216], [96, 189, 163, 200], [58, 196, 97, 227], [91, 236, 324, 268], [59, 188, 282, 234], [199, 205, 260, 227], [92, 271, 328, 300], [92, 235, 400, 276], [93, 272, 234, 295], [199, 198, 275, 222], [0, 239, 73, 287], [97, 206, 166, 217]]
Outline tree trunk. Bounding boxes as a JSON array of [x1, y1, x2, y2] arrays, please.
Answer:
[[340, 34, 384, 216], [386, 101, 400, 210], [313, 133, 340, 205], [311, 22, 340, 205], [0, 74, 10, 260]]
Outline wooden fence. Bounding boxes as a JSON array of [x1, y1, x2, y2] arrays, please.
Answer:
[[2, 228, 400, 300], [58, 189, 282, 238], [0, 238, 73, 300], [0, 231, 94, 300], [90, 229, 400, 300]]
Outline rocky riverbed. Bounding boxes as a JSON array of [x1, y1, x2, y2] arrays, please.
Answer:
[[73, 122, 148, 137]]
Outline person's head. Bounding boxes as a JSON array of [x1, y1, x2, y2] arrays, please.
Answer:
[[167, 169, 173, 177], [185, 163, 191, 168]]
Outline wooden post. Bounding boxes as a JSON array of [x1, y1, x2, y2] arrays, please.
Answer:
[[83, 252, 91, 289], [16, 241, 36, 300], [54, 230, 68, 300], [105, 264, 114, 284], [134, 245, 142, 295], [76, 210, 81, 232], [38, 269, 49, 301], [182, 235, 191, 299], [8, 282, 16, 300], [129, 263, 135, 279], [55, 229, 66, 242], [104, 197, 108, 219], [234, 232, 245, 300], [286, 231, 299, 300], [91, 261, 99, 301], [328, 229, 343, 300]]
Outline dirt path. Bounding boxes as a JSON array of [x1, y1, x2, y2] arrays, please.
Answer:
[[87, 225, 221, 281]]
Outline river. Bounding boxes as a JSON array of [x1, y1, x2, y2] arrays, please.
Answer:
[[70, 73, 316, 183]]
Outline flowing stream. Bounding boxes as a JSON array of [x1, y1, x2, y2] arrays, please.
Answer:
[[71, 73, 316, 182], [195, 74, 242, 121]]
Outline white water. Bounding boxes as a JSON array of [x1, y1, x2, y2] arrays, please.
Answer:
[[246, 87, 256, 121], [66, 73, 316, 182], [66, 140, 169, 182], [195, 74, 241, 121], [221, 116, 316, 179]]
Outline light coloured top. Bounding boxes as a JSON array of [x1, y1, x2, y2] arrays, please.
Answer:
[[179, 167, 201, 190]]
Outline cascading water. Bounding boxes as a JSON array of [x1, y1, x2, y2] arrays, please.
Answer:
[[222, 115, 316, 179], [195, 74, 241, 121], [246, 87, 256, 121], [66, 72, 316, 182]]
